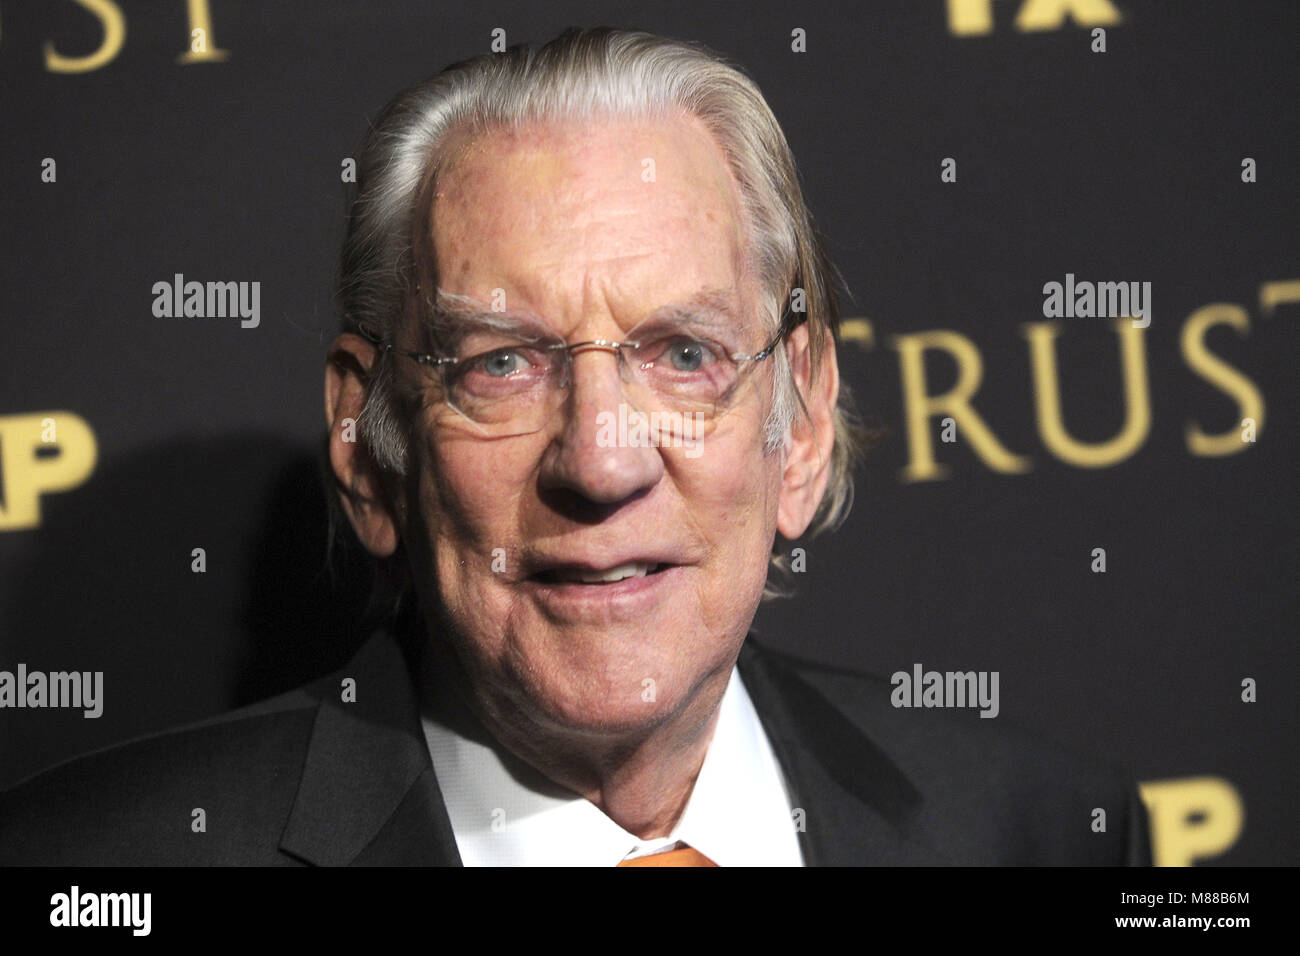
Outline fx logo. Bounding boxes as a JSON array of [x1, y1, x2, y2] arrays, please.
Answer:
[[947, 0, 1122, 36]]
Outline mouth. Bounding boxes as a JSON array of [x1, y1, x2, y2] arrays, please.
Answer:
[[520, 557, 684, 619], [529, 561, 671, 585]]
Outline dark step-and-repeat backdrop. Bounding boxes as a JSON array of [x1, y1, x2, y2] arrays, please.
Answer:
[[1, 1, 1296, 867]]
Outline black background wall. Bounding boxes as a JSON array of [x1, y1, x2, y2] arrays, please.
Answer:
[[1, 1, 1296, 866]]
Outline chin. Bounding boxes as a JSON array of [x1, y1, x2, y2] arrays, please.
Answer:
[[544, 696, 676, 738], [515, 660, 692, 739]]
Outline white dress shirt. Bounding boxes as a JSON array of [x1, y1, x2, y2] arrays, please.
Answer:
[[419, 663, 805, 866]]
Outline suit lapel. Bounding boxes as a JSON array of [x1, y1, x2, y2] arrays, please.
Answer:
[[738, 638, 945, 865], [279, 628, 462, 866]]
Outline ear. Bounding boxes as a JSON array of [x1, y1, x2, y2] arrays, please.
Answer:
[[776, 323, 839, 540], [324, 333, 401, 558]]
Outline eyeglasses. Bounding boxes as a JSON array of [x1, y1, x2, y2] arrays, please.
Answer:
[[358, 298, 805, 439]]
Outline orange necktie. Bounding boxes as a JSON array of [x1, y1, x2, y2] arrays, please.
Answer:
[[617, 845, 718, 867]]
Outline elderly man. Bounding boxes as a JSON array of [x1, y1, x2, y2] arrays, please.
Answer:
[[0, 27, 1149, 866]]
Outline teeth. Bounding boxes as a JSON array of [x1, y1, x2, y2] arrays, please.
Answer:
[[555, 561, 657, 584]]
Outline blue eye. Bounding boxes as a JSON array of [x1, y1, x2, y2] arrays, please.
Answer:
[[480, 349, 527, 377], [450, 345, 553, 400], [667, 341, 706, 372]]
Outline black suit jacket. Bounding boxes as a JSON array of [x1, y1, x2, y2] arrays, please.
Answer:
[[0, 625, 1151, 865]]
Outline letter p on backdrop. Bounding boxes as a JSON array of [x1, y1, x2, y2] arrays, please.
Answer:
[[0, 412, 98, 531], [1140, 776, 1245, 867]]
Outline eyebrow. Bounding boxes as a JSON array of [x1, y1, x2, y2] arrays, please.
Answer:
[[430, 290, 554, 340], [638, 289, 740, 330], [429, 287, 743, 342]]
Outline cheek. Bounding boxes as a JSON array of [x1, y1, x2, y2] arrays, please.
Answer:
[[412, 432, 536, 615], [421, 426, 534, 543], [673, 422, 783, 579], [408, 437, 539, 680], [660, 447, 780, 659]]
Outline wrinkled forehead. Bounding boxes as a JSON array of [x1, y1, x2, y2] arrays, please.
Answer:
[[415, 114, 760, 339], [431, 113, 748, 223]]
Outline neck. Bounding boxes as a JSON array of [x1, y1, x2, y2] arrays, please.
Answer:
[[418, 630, 731, 839]]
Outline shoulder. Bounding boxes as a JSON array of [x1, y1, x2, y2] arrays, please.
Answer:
[[0, 675, 328, 865], [739, 639, 1151, 864], [754, 645, 1118, 785]]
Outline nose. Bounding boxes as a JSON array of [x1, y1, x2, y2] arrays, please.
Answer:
[[537, 347, 665, 505]]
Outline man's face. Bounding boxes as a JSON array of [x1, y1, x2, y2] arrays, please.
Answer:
[[401, 115, 787, 736]]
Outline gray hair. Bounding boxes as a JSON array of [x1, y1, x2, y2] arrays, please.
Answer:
[[337, 26, 872, 594]]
